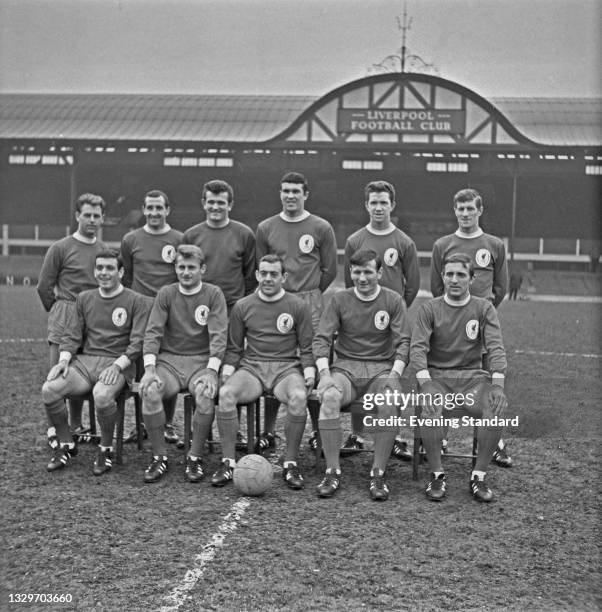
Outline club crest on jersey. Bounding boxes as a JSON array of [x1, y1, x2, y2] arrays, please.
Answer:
[[194, 305, 210, 326], [475, 248, 491, 267], [374, 310, 390, 330], [384, 248, 398, 267], [112, 307, 127, 327], [299, 234, 314, 254], [276, 313, 294, 333], [162, 245, 176, 263], [465, 319, 479, 340]]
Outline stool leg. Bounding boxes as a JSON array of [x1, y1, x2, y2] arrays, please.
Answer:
[[88, 398, 96, 435], [246, 401, 256, 454], [184, 395, 193, 454], [308, 398, 323, 473], [412, 427, 421, 481], [115, 395, 125, 465], [471, 427, 478, 470], [134, 394, 144, 451]]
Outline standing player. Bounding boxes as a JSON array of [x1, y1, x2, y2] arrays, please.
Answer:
[[138, 245, 227, 483], [211, 255, 315, 489], [120, 189, 184, 445], [430, 188, 511, 466], [255, 171, 337, 451], [37, 193, 107, 444], [42, 250, 149, 474], [411, 253, 508, 502], [342, 180, 420, 460], [183, 179, 257, 448], [313, 249, 410, 500]]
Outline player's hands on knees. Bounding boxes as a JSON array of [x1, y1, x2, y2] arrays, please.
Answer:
[[488, 385, 507, 416], [139, 369, 162, 396], [419, 381, 440, 417], [98, 364, 121, 386], [304, 376, 315, 397], [193, 369, 218, 399], [317, 373, 339, 401], [47, 360, 69, 381]]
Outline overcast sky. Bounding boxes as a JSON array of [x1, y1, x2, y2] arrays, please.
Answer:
[[0, 0, 599, 99]]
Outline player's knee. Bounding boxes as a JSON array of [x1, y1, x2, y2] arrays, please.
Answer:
[[195, 396, 215, 416], [42, 381, 61, 405], [93, 386, 116, 410], [286, 389, 307, 416], [377, 401, 397, 421], [143, 382, 163, 405], [218, 385, 237, 411], [142, 393, 163, 416], [321, 385, 342, 409]]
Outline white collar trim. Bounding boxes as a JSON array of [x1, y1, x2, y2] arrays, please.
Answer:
[[179, 282, 203, 295], [73, 231, 97, 245], [258, 289, 285, 302], [99, 284, 124, 298], [279, 211, 310, 223], [366, 223, 396, 235], [444, 293, 471, 307], [455, 228, 483, 239], [354, 285, 382, 301], [144, 223, 172, 235]]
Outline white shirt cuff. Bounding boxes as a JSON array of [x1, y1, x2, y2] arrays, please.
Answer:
[[416, 369, 432, 384], [221, 364, 235, 378], [304, 367, 316, 380], [59, 351, 72, 363], [113, 355, 131, 371], [491, 372, 505, 387], [392, 360, 406, 377], [315, 357, 330, 373], [143, 354, 157, 367], [207, 357, 221, 373]]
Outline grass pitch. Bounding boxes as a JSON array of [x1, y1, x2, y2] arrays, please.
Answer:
[[1, 287, 600, 611]]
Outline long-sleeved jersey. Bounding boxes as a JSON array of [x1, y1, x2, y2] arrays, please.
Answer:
[[120, 226, 184, 297], [410, 295, 507, 373], [60, 286, 150, 362], [344, 225, 420, 307], [224, 292, 314, 369], [430, 230, 508, 307], [143, 282, 227, 359], [182, 220, 257, 307], [37, 235, 107, 311], [313, 287, 410, 364], [255, 213, 337, 293]]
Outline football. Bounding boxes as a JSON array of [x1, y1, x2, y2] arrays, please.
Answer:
[[233, 454, 273, 496]]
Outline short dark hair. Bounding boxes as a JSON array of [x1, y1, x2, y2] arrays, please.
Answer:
[[364, 180, 395, 202], [349, 249, 382, 271], [280, 171, 308, 193], [144, 189, 170, 208], [76, 193, 106, 213], [95, 249, 123, 269], [443, 252, 474, 278], [202, 179, 234, 204], [259, 253, 285, 274], [453, 188, 482, 210], [176, 244, 205, 266]]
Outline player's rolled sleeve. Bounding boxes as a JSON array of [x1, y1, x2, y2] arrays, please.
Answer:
[[430, 242, 444, 298], [389, 298, 411, 364], [401, 241, 420, 307], [312, 296, 340, 363], [409, 302, 434, 373], [142, 287, 170, 357], [482, 302, 507, 374], [318, 224, 338, 293], [223, 302, 245, 368], [207, 288, 228, 362], [492, 242, 509, 308], [37, 243, 61, 311], [124, 294, 152, 363]]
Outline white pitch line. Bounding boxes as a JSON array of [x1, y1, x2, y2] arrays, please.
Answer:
[[160, 498, 251, 612], [513, 349, 600, 359], [0, 337, 45, 343]]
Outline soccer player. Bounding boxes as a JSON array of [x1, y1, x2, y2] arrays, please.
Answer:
[[120, 189, 184, 445], [342, 180, 420, 461], [139, 245, 227, 483], [182, 179, 256, 312], [183, 179, 257, 448], [37, 192, 107, 444], [255, 171, 337, 451], [211, 254, 315, 490], [41, 250, 149, 474], [411, 253, 508, 502], [430, 188, 511, 466], [313, 249, 410, 500]]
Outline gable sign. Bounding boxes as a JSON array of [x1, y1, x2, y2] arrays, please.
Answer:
[[338, 108, 465, 135]]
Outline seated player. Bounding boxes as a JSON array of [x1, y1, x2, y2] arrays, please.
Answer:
[[41, 249, 149, 474], [410, 253, 508, 502], [211, 254, 315, 490], [139, 245, 227, 483], [313, 249, 410, 500]]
